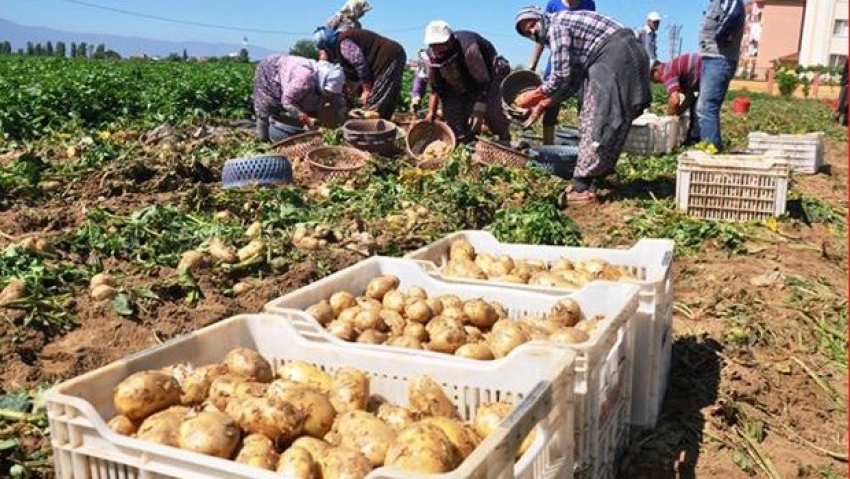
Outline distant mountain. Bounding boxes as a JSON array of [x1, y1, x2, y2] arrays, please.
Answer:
[[0, 18, 279, 60]]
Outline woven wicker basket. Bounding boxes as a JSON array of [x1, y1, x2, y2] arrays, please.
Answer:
[[305, 146, 370, 181], [500, 70, 542, 122], [342, 119, 398, 155], [273, 131, 324, 162], [406, 120, 456, 166], [393, 112, 419, 133], [472, 138, 529, 168]]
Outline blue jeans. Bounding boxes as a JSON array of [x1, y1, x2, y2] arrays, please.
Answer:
[[697, 56, 737, 151]]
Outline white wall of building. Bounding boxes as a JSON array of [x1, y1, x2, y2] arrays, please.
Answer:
[[799, 0, 848, 67]]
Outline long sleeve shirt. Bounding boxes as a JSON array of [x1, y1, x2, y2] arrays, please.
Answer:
[[542, 11, 624, 97], [253, 54, 341, 120], [635, 25, 658, 63], [699, 0, 745, 61], [339, 38, 373, 84]]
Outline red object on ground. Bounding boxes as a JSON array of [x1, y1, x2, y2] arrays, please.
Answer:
[[731, 96, 751, 115]]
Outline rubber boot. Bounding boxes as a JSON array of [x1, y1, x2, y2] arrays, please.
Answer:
[[543, 125, 555, 145]]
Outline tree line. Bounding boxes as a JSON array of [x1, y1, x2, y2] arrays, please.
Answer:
[[0, 40, 253, 63]]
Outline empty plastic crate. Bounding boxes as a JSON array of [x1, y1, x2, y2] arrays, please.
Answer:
[[404, 231, 674, 430], [746, 131, 825, 174], [676, 150, 791, 222], [263, 257, 641, 478], [623, 114, 682, 156], [46, 314, 576, 479]]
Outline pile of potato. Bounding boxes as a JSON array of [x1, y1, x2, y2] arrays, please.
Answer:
[[442, 239, 638, 289], [108, 349, 536, 477], [305, 274, 602, 360], [421, 140, 452, 161]]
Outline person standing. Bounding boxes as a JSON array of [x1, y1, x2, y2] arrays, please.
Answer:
[[636, 11, 661, 65], [423, 20, 511, 144], [650, 53, 703, 144], [252, 54, 348, 142], [526, 0, 597, 145], [312, 26, 407, 120], [697, 0, 745, 151], [410, 49, 430, 114], [515, 7, 651, 203]]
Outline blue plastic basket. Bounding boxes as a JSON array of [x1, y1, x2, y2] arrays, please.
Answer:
[[222, 155, 293, 189], [528, 145, 579, 179], [555, 126, 580, 146], [269, 118, 306, 143]]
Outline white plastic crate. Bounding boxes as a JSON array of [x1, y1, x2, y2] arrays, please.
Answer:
[[403, 231, 674, 430], [623, 114, 682, 156], [747, 131, 825, 174], [676, 150, 791, 222], [263, 257, 641, 478], [45, 314, 575, 479]]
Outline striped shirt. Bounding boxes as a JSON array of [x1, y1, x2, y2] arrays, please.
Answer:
[[543, 11, 625, 96], [662, 53, 702, 96]]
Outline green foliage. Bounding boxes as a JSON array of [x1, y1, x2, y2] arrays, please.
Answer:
[[488, 202, 583, 246], [775, 69, 800, 97], [289, 39, 319, 60]]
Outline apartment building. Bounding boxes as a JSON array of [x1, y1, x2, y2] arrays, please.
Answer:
[[799, 0, 848, 69]]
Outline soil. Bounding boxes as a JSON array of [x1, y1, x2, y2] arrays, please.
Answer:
[[0, 129, 845, 478]]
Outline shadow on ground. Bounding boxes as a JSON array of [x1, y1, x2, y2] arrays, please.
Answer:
[[604, 177, 678, 203], [621, 335, 723, 479]]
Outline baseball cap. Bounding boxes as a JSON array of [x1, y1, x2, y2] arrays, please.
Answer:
[[424, 20, 452, 45], [647, 11, 661, 21]]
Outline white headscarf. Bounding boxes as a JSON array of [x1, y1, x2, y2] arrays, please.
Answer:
[[314, 60, 345, 95]]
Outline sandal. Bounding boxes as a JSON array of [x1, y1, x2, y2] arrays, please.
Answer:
[[564, 188, 598, 205]]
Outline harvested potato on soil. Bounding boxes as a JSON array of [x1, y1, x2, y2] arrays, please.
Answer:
[[384, 422, 459, 473], [90, 284, 117, 301], [89, 272, 116, 290], [277, 446, 317, 478], [177, 250, 204, 271], [408, 376, 458, 419], [113, 370, 182, 420], [208, 239, 237, 263], [0, 278, 26, 306], [223, 348, 273, 383], [237, 239, 266, 262], [177, 411, 241, 458], [236, 434, 279, 470]]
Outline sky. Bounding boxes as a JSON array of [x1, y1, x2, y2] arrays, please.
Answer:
[[0, 0, 708, 65]]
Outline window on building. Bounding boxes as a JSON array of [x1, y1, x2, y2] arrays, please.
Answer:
[[829, 54, 847, 69], [834, 19, 848, 37]]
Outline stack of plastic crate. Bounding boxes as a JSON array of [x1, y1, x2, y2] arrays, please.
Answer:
[[746, 131, 825, 174]]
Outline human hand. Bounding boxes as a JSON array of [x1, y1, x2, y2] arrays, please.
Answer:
[[359, 85, 372, 106], [410, 97, 421, 113], [515, 87, 546, 109], [470, 101, 486, 133], [522, 104, 547, 129]]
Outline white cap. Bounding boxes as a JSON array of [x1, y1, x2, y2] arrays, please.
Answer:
[[424, 20, 452, 45], [647, 11, 661, 21]]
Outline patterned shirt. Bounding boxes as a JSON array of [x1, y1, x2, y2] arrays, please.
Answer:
[[662, 53, 702, 96], [339, 38, 373, 84], [543, 11, 625, 96]]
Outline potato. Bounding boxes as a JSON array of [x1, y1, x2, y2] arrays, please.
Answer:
[[333, 410, 397, 466], [232, 281, 255, 296], [408, 376, 458, 419], [89, 272, 116, 290], [463, 299, 499, 329], [277, 446, 317, 478], [473, 402, 536, 458], [577, 258, 608, 276], [420, 417, 481, 460], [329, 368, 369, 413], [355, 296, 383, 312], [406, 286, 428, 300], [549, 327, 590, 345], [376, 404, 416, 431], [353, 309, 385, 332], [445, 259, 486, 280], [291, 436, 331, 460], [364, 275, 400, 300], [424, 298, 444, 316], [520, 316, 560, 339], [317, 447, 372, 479], [268, 384, 336, 438], [528, 272, 561, 287], [381, 290, 407, 313], [136, 406, 189, 447], [237, 239, 266, 262], [278, 361, 331, 393], [463, 325, 484, 343], [337, 306, 362, 325], [490, 301, 509, 319], [223, 348, 273, 383], [91, 284, 117, 301], [181, 363, 228, 405], [426, 315, 464, 334], [236, 434, 279, 470], [356, 329, 387, 344], [455, 343, 494, 360], [208, 376, 268, 411], [306, 300, 335, 326], [427, 325, 467, 354], [326, 320, 356, 341], [403, 323, 429, 343], [379, 310, 405, 336], [0, 278, 26, 306], [384, 423, 459, 473], [549, 298, 582, 327], [575, 315, 604, 335], [245, 221, 263, 238], [113, 370, 182, 420], [449, 239, 475, 261], [440, 306, 468, 324], [329, 291, 357, 316], [488, 324, 530, 359], [107, 415, 138, 436], [225, 396, 303, 442], [177, 250, 204, 272], [404, 299, 433, 324], [436, 294, 463, 309], [178, 411, 241, 458], [387, 336, 422, 349], [208, 239, 237, 263], [550, 258, 574, 272]]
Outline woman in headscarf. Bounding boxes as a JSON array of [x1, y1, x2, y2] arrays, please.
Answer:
[[326, 0, 371, 32], [252, 54, 348, 141], [515, 6, 651, 203], [312, 26, 406, 120], [422, 20, 511, 144]]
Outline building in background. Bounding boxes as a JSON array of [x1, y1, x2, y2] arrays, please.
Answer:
[[741, 0, 848, 78]]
